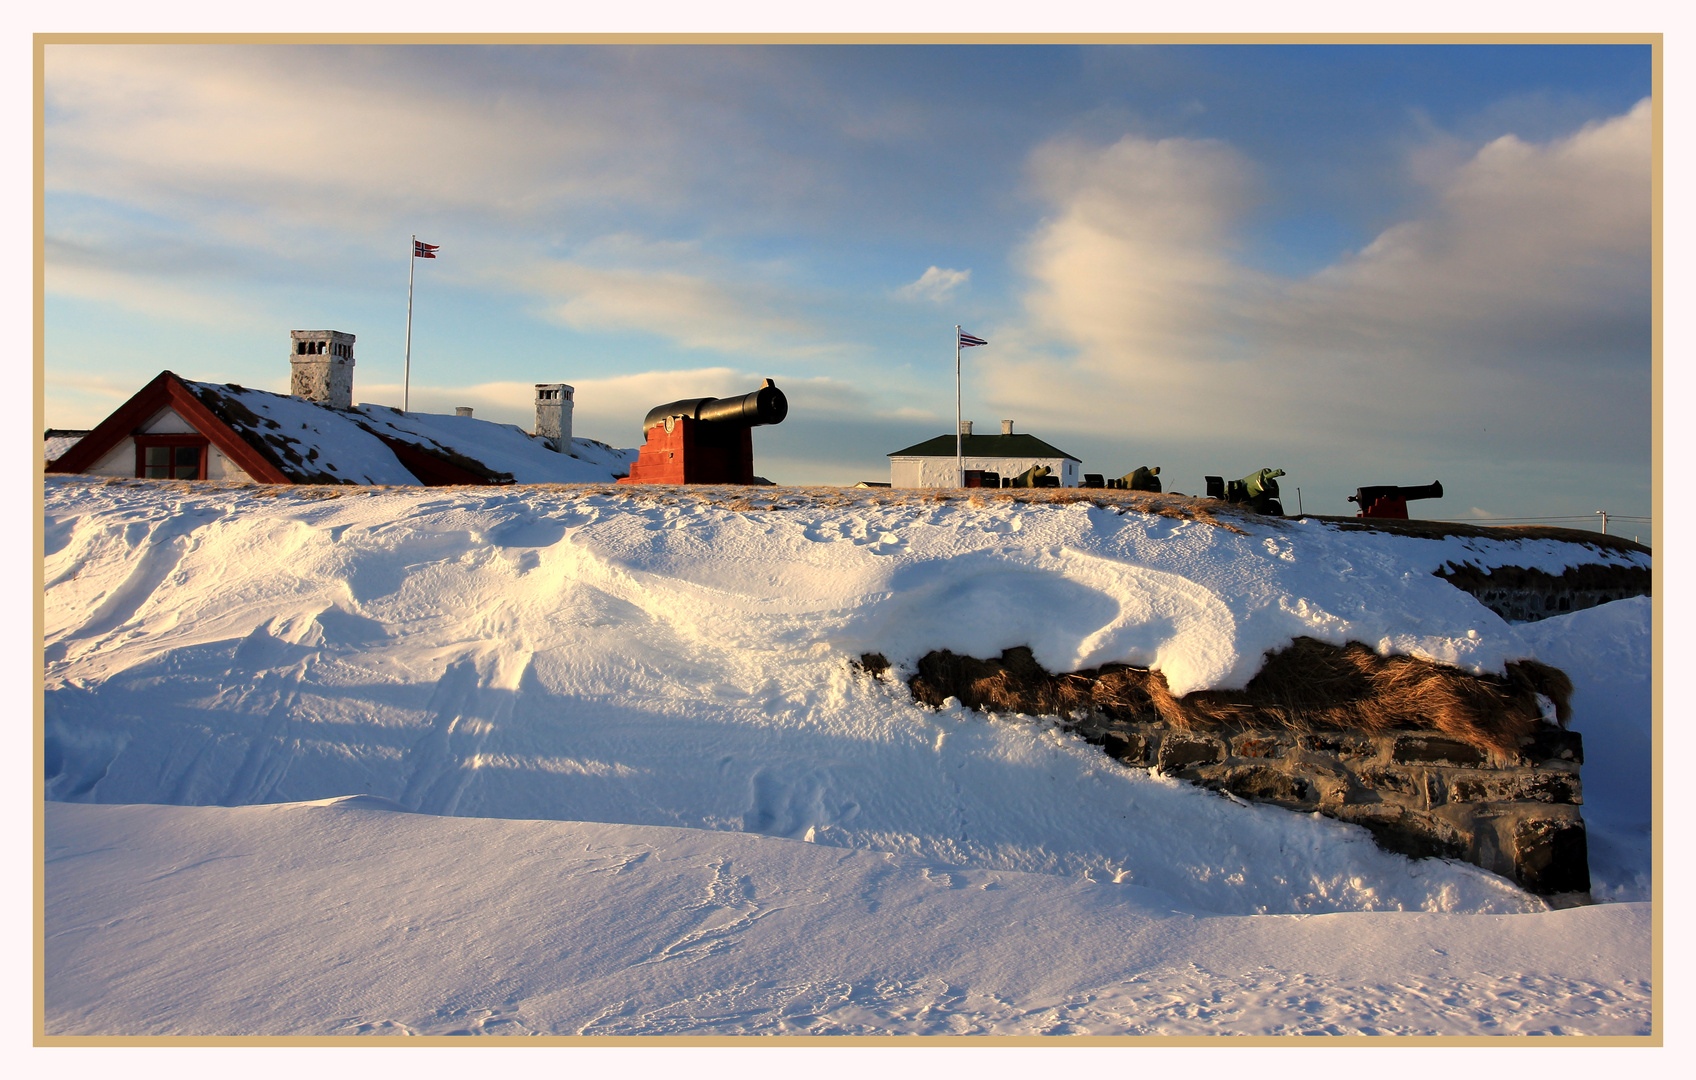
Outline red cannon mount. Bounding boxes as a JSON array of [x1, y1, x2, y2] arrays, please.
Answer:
[[1350, 481, 1444, 519], [617, 379, 787, 485]]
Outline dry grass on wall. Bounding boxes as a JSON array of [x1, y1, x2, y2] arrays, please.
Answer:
[[897, 638, 1573, 756], [529, 484, 1259, 531]]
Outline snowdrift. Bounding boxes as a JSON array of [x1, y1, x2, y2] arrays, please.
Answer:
[[43, 477, 1650, 918]]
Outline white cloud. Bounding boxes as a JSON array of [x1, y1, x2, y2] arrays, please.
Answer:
[[43, 373, 149, 430], [1286, 99, 1651, 363], [984, 101, 1651, 470], [496, 256, 826, 359], [896, 266, 970, 302], [44, 45, 687, 236], [881, 405, 939, 421], [40, 44, 856, 252], [1020, 131, 1264, 370], [46, 256, 278, 328]]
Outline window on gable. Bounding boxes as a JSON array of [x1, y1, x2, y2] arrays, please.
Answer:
[[135, 436, 208, 480], [145, 445, 199, 479]]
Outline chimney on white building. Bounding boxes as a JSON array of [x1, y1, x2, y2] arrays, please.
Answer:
[[959, 420, 973, 436], [1001, 419, 1014, 435], [290, 330, 356, 410], [535, 383, 574, 452], [455, 407, 474, 417]]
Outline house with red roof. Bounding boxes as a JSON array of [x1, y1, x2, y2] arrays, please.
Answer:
[[46, 331, 634, 486]]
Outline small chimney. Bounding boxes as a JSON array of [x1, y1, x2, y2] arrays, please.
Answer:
[[535, 383, 575, 453], [455, 407, 474, 417], [289, 330, 356, 410], [959, 420, 973, 436], [1001, 419, 1014, 435]]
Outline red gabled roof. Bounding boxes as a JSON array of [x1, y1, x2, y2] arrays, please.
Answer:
[[45, 371, 292, 484]]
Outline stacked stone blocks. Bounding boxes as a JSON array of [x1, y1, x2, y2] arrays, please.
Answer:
[[1069, 713, 1588, 903], [534, 383, 574, 453], [289, 330, 356, 411]]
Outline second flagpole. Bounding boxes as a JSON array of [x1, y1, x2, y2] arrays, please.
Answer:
[[403, 234, 416, 413], [956, 322, 970, 484]]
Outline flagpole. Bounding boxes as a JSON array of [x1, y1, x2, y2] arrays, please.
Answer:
[[954, 325, 964, 488], [403, 234, 416, 413]]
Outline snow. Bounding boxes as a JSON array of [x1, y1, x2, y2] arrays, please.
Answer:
[[187, 381, 421, 485], [43, 435, 83, 462], [348, 402, 638, 484], [39, 477, 1655, 1036], [181, 380, 637, 484], [1520, 597, 1653, 902], [44, 799, 1649, 1036]]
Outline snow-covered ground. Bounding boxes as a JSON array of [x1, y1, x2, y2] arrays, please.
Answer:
[[40, 477, 1655, 1036], [46, 798, 1648, 1036]]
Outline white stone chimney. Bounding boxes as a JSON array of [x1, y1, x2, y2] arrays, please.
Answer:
[[290, 330, 356, 410], [1002, 420, 1014, 435], [535, 383, 574, 452], [959, 420, 973, 436]]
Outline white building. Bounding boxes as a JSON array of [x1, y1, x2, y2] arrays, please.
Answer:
[[887, 420, 1082, 488]]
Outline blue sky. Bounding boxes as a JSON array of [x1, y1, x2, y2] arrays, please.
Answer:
[[41, 41, 1653, 522]]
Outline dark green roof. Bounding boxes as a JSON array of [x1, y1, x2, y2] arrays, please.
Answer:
[[887, 432, 1081, 462]]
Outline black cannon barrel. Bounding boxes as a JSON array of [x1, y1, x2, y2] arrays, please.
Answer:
[[643, 379, 788, 431], [1349, 481, 1444, 505]]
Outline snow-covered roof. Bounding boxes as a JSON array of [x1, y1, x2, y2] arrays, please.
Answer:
[[53, 373, 635, 486], [345, 402, 636, 484], [184, 381, 422, 485], [188, 380, 643, 485], [43, 432, 86, 462]]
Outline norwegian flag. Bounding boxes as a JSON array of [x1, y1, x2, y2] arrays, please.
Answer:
[[958, 330, 988, 347], [414, 240, 440, 259]]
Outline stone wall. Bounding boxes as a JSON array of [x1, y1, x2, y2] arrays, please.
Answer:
[[1303, 516, 1651, 625], [1436, 562, 1650, 624], [1061, 713, 1589, 905], [861, 646, 1594, 907]]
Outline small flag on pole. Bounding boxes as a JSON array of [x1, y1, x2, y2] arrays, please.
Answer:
[[403, 234, 438, 413], [958, 331, 988, 347]]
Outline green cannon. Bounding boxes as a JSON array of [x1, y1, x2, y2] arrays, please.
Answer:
[[1127, 466, 1161, 493], [1240, 468, 1284, 512], [1204, 468, 1286, 515], [1010, 464, 1054, 488], [1102, 465, 1161, 491]]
